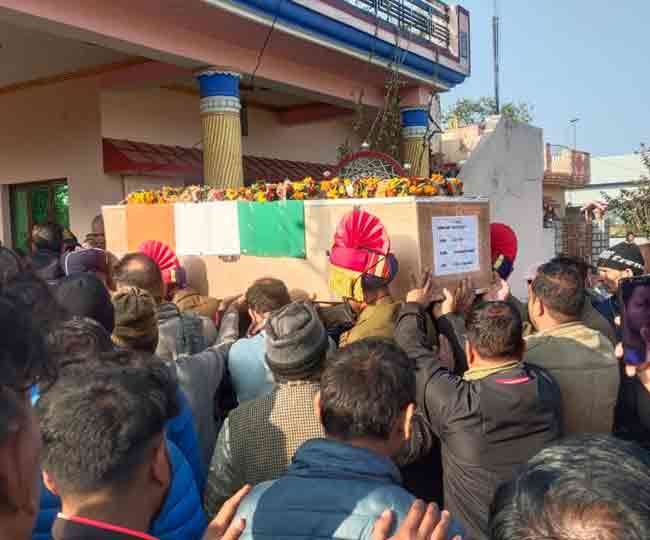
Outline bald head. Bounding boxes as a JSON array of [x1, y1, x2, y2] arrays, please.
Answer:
[[113, 253, 164, 304]]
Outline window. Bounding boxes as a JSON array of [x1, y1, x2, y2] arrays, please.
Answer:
[[10, 179, 69, 252]]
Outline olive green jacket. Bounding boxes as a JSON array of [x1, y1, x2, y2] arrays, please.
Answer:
[[339, 297, 402, 346], [524, 321, 619, 435]]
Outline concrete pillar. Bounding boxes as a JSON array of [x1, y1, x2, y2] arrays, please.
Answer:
[[197, 69, 244, 188], [400, 107, 430, 178]]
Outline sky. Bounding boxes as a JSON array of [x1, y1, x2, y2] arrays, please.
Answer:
[[443, 0, 649, 157]]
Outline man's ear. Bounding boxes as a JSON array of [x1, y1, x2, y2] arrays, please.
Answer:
[[313, 391, 322, 425], [530, 294, 544, 319], [465, 340, 476, 367], [42, 470, 59, 496], [151, 437, 170, 489], [623, 269, 634, 279], [402, 403, 415, 441]]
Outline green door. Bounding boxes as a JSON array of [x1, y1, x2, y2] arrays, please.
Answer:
[[10, 180, 69, 252]]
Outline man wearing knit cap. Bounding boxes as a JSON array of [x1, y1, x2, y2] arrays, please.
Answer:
[[111, 286, 228, 469], [112, 253, 217, 361], [204, 301, 328, 518], [231, 338, 465, 540]]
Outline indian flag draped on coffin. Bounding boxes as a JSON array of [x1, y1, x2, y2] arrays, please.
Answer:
[[174, 200, 306, 258]]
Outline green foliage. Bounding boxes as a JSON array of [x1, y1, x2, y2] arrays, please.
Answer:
[[442, 97, 534, 128], [603, 144, 650, 237]]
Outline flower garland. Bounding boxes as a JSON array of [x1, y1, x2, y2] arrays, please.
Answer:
[[126, 175, 463, 204]]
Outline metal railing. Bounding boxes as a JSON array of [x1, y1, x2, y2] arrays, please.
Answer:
[[342, 0, 451, 48], [544, 144, 591, 187]]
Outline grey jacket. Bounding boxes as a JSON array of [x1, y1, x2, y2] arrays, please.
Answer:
[[166, 341, 230, 469], [156, 302, 218, 362]]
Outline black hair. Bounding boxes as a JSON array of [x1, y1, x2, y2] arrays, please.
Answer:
[[48, 318, 114, 365], [246, 277, 291, 314], [113, 254, 164, 303], [0, 247, 24, 286], [53, 273, 115, 333], [489, 435, 650, 540], [550, 254, 594, 284], [531, 262, 585, 320], [37, 356, 178, 495], [0, 293, 56, 444], [466, 301, 524, 359], [32, 223, 64, 253], [1, 272, 66, 334], [320, 338, 415, 441]]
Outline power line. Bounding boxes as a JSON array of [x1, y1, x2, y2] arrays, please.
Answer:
[[249, 0, 284, 90]]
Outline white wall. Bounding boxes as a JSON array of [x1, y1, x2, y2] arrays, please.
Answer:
[[542, 228, 556, 262], [459, 116, 545, 300], [244, 107, 359, 165], [0, 77, 122, 242], [101, 87, 359, 165]]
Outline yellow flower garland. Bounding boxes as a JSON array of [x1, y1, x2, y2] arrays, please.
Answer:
[[126, 176, 463, 205]]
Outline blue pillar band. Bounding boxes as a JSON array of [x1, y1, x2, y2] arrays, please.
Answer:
[[197, 70, 241, 114], [401, 107, 429, 139]]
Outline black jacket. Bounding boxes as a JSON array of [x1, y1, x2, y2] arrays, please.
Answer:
[[395, 304, 562, 540], [52, 516, 156, 540]]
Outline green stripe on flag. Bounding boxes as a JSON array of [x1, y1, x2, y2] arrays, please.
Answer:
[[237, 201, 306, 258]]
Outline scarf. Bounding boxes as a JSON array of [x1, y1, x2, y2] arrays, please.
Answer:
[[463, 360, 521, 381]]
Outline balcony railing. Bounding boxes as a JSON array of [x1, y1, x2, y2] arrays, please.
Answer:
[[544, 144, 591, 188], [341, 0, 451, 48]]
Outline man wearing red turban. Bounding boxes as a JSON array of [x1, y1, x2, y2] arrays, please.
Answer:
[[328, 209, 401, 345], [490, 223, 518, 281]]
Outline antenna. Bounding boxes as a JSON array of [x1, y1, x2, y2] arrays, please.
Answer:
[[492, 0, 500, 114]]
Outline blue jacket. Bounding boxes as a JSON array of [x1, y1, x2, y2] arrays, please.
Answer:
[[234, 438, 464, 540], [151, 440, 208, 540], [167, 390, 206, 493], [227, 333, 274, 403], [33, 440, 206, 540], [32, 390, 206, 540]]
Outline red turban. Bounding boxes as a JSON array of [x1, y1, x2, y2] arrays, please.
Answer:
[[490, 223, 518, 280]]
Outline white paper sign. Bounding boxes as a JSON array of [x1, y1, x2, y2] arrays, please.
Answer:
[[174, 202, 241, 256], [432, 215, 480, 276]]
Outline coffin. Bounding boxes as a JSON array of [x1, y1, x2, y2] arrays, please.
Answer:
[[103, 196, 491, 300]]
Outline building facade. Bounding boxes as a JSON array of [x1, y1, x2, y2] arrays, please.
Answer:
[[0, 0, 470, 247]]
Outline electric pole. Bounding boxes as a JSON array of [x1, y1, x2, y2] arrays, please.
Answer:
[[493, 0, 500, 114], [570, 118, 580, 150]]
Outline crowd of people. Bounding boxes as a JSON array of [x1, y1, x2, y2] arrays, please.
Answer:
[[0, 216, 649, 540]]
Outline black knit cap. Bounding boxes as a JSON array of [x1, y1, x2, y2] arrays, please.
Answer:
[[597, 242, 645, 276], [265, 301, 329, 380], [54, 273, 115, 333]]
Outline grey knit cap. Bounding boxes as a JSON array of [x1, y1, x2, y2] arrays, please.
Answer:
[[265, 301, 329, 380]]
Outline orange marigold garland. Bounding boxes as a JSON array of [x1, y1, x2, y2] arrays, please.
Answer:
[[126, 175, 463, 204]]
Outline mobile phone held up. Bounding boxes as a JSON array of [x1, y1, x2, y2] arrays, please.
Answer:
[[619, 276, 650, 366]]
